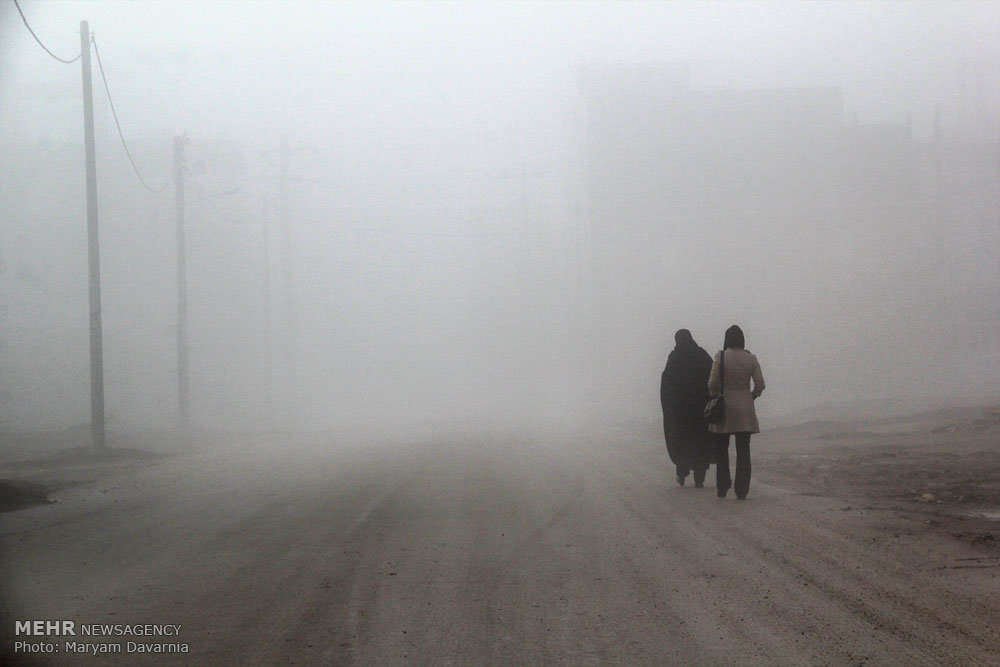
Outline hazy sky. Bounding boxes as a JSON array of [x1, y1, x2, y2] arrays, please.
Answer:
[[3, 1, 999, 143]]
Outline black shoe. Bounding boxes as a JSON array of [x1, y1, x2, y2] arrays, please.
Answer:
[[717, 487, 729, 498], [694, 481, 704, 488], [676, 475, 686, 487], [736, 493, 747, 500]]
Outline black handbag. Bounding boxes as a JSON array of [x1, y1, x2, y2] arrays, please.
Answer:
[[704, 350, 725, 424]]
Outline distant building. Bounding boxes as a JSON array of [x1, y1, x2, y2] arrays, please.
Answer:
[[576, 64, 999, 419], [840, 122, 921, 203]]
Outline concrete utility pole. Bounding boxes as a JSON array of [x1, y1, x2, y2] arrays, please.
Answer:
[[174, 135, 190, 429], [933, 105, 943, 188], [261, 196, 273, 422], [259, 136, 319, 419], [80, 21, 105, 451], [278, 135, 297, 409]]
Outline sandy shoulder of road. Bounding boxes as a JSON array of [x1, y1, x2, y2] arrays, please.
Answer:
[[755, 403, 1000, 550]]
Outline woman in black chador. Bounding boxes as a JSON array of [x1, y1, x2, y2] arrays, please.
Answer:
[[708, 325, 765, 499], [660, 329, 713, 487]]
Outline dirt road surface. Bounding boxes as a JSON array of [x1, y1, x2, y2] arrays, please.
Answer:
[[2, 424, 999, 665]]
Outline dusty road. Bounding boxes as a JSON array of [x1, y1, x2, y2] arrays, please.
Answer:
[[2, 429, 999, 665]]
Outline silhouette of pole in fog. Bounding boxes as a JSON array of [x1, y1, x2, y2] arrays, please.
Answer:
[[261, 196, 274, 422], [259, 136, 319, 420], [279, 135, 297, 412], [80, 21, 105, 451], [173, 135, 191, 429]]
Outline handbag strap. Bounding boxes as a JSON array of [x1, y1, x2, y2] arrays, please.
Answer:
[[719, 349, 725, 396]]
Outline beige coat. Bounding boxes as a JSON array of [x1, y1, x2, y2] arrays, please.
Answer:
[[708, 348, 765, 434]]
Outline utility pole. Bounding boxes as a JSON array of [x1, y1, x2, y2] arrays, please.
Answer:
[[260, 136, 317, 420], [261, 196, 273, 422], [933, 105, 943, 191], [174, 135, 190, 429], [80, 21, 105, 451], [278, 134, 297, 412]]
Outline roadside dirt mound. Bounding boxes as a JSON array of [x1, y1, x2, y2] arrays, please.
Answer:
[[43, 445, 160, 466], [0, 445, 167, 513], [0, 479, 52, 511]]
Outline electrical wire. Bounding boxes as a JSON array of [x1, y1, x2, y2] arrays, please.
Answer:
[[13, 0, 81, 64], [91, 35, 166, 194]]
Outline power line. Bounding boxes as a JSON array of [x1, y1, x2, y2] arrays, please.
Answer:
[[13, 0, 80, 64], [92, 35, 166, 194]]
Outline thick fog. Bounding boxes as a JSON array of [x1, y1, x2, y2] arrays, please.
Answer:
[[2, 1, 998, 437]]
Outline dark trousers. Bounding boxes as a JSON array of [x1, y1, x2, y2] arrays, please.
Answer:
[[715, 432, 751, 497], [676, 422, 709, 484]]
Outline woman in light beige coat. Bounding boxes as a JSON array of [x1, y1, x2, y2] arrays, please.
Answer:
[[708, 325, 765, 499]]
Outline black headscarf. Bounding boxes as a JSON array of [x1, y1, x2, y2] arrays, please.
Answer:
[[724, 324, 745, 350], [662, 329, 713, 420]]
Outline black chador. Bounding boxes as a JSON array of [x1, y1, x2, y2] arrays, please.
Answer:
[[660, 329, 713, 487]]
